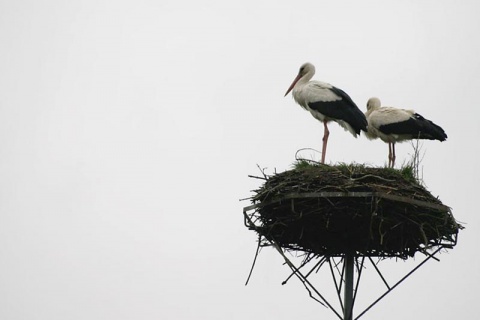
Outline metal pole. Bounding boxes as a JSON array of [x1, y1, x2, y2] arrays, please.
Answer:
[[344, 253, 354, 320]]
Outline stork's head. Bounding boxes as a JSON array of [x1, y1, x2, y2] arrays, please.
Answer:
[[366, 97, 381, 111], [298, 62, 315, 78], [284, 62, 316, 96]]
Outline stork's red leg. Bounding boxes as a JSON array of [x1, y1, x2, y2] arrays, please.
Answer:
[[391, 142, 396, 168], [388, 143, 393, 168], [321, 122, 330, 164]]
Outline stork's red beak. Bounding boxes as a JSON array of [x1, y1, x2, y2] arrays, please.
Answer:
[[284, 74, 302, 97]]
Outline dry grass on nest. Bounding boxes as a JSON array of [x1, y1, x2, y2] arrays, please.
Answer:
[[244, 162, 462, 259]]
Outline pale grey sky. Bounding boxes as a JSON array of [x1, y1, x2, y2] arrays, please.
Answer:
[[0, 0, 479, 319]]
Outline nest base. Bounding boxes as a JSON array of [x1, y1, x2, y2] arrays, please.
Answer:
[[244, 164, 461, 259]]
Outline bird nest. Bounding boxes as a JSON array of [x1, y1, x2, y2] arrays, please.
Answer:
[[243, 162, 462, 260]]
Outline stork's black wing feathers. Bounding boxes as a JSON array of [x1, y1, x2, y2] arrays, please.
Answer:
[[379, 113, 447, 141], [308, 86, 368, 135]]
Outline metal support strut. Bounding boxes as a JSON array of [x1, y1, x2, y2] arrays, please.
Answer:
[[344, 253, 355, 320]]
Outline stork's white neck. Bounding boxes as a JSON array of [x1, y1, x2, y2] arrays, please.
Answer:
[[365, 97, 382, 117], [295, 70, 314, 89]]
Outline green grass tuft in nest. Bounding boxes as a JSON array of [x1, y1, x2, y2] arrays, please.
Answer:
[[293, 160, 418, 183]]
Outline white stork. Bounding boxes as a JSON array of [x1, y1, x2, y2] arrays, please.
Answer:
[[365, 97, 448, 168], [284, 62, 368, 164]]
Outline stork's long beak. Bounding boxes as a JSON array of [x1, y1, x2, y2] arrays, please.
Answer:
[[284, 74, 302, 97]]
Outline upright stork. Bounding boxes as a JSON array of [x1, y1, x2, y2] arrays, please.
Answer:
[[284, 62, 367, 164], [365, 97, 447, 167]]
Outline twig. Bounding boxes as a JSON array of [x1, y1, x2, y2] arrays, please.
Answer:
[[295, 148, 322, 163], [350, 174, 395, 182], [256, 164, 268, 179], [247, 175, 267, 180], [245, 235, 262, 286]]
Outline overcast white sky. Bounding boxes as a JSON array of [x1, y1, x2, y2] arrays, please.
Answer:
[[1, 0, 479, 319]]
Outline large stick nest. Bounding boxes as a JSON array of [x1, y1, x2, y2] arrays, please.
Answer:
[[244, 162, 462, 259]]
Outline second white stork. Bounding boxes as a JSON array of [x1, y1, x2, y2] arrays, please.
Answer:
[[284, 62, 367, 164], [365, 97, 448, 167]]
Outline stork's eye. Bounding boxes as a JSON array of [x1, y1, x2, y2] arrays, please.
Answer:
[[299, 67, 304, 73]]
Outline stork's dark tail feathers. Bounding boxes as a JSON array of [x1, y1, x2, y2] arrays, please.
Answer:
[[413, 113, 447, 141]]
